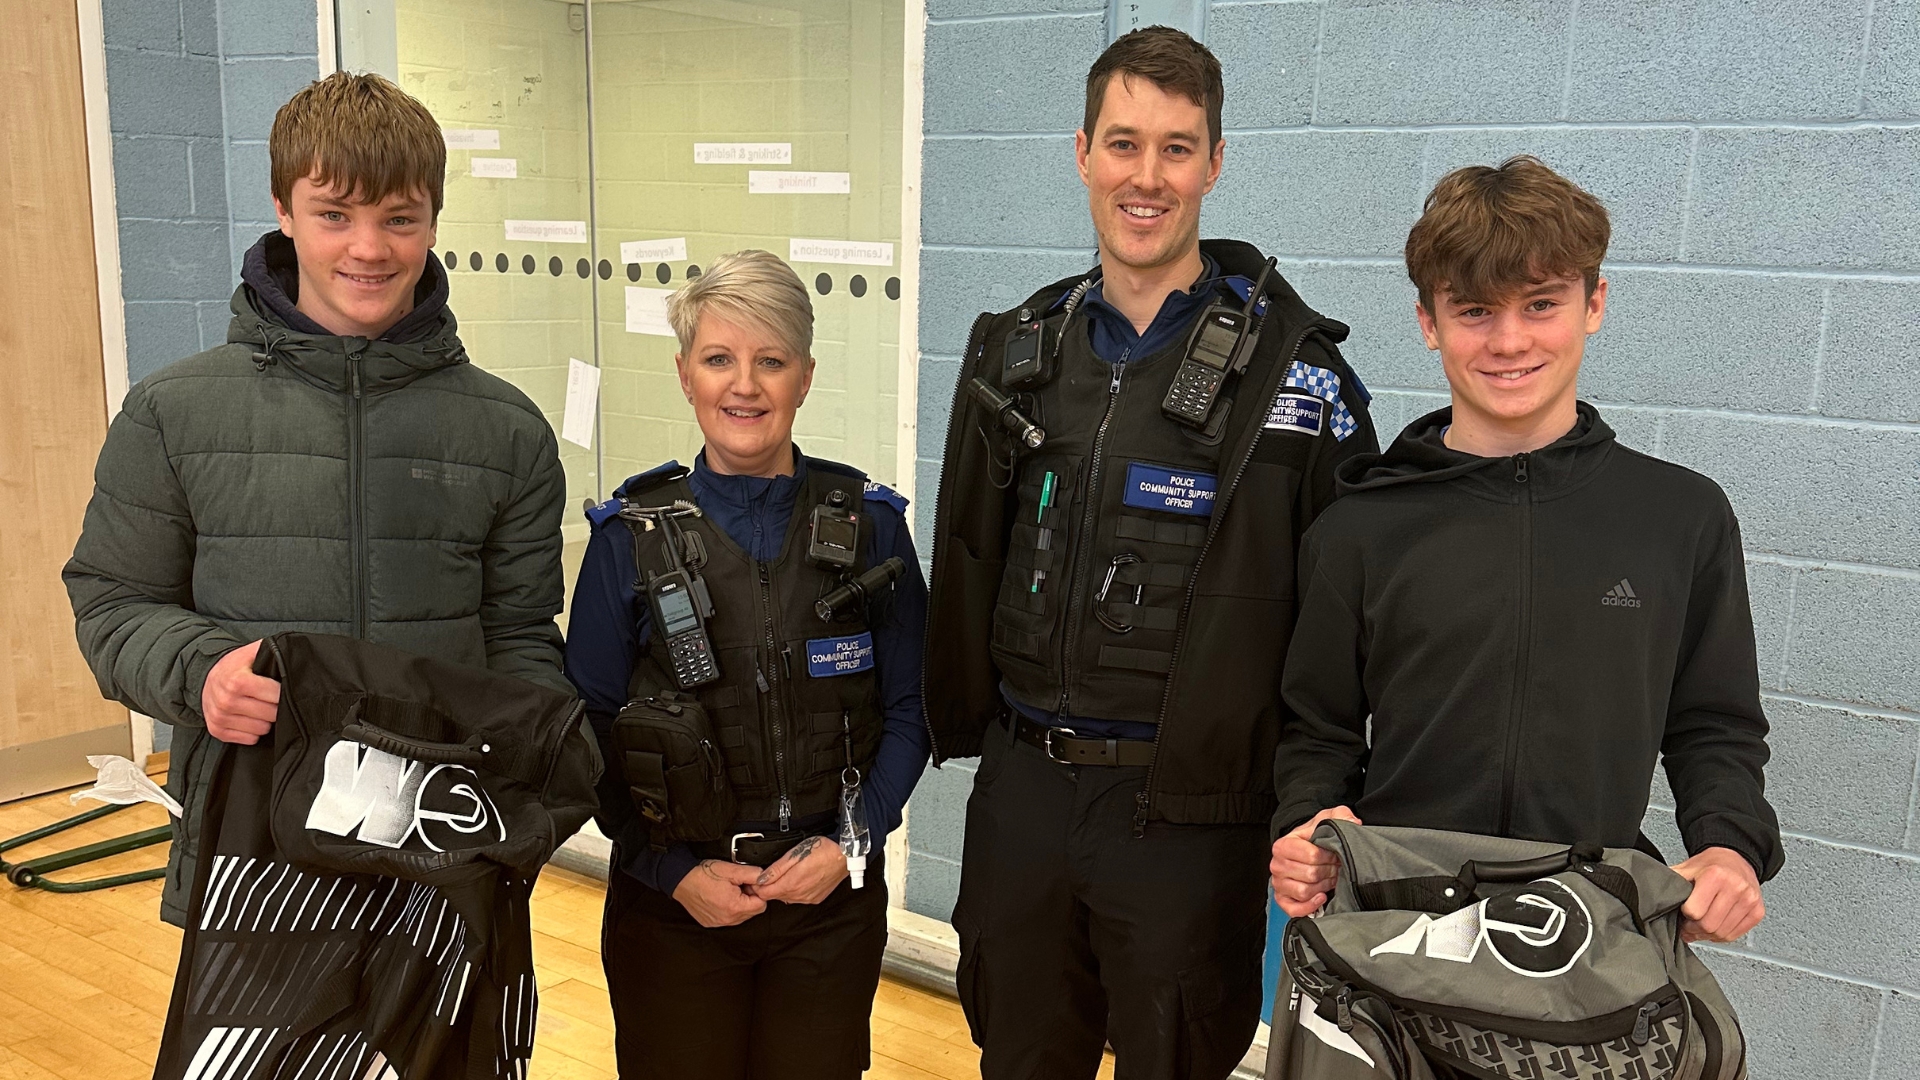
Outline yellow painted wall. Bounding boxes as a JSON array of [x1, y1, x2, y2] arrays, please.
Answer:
[[392, 0, 906, 575]]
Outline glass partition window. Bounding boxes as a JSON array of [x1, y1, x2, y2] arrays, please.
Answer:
[[370, 0, 909, 593], [590, 0, 905, 491]]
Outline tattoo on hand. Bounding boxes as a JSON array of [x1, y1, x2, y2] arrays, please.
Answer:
[[786, 836, 825, 862]]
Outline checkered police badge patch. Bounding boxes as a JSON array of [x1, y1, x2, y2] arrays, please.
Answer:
[[1283, 360, 1358, 441]]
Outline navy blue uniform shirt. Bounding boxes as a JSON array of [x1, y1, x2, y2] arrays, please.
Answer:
[[566, 450, 930, 895]]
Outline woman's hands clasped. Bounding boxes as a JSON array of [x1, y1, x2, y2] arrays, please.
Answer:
[[671, 837, 850, 927], [752, 836, 849, 905]]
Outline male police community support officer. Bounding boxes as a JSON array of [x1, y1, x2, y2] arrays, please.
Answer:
[[923, 28, 1379, 1080]]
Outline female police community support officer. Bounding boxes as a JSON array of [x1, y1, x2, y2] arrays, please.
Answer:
[[564, 250, 930, 1080]]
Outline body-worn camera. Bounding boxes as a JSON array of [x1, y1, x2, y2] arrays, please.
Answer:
[[809, 490, 861, 569], [1003, 310, 1060, 391]]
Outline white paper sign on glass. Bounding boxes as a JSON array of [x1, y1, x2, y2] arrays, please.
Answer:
[[621, 237, 690, 264], [789, 238, 894, 266], [470, 157, 518, 179], [626, 286, 676, 337], [444, 129, 500, 150], [504, 219, 588, 243], [694, 143, 792, 165], [562, 359, 602, 448], [748, 171, 851, 195]]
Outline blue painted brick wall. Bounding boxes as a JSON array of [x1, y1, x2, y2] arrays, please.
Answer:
[[104, 0, 318, 384], [911, 2, 1920, 1073], [103, 0, 318, 756]]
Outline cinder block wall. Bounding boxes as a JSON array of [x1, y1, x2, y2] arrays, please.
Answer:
[[908, 2, 1920, 1073], [103, 0, 319, 383]]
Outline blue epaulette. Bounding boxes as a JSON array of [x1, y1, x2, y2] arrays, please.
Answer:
[[862, 479, 909, 515], [1220, 275, 1271, 316], [584, 460, 687, 526], [584, 497, 623, 527]]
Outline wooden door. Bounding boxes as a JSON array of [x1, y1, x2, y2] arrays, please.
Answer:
[[0, 0, 130, 801]]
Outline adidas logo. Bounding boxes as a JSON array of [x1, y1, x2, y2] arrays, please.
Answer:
[[1601, 579, 1642, 608]]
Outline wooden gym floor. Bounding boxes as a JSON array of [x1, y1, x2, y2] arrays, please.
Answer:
[[0, 774, 1116, 1080]]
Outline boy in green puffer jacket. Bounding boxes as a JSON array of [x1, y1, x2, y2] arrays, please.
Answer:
[[64, 72, 576, 928]]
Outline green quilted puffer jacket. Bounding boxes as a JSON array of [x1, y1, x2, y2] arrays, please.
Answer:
[[65, 263, 573, 927]]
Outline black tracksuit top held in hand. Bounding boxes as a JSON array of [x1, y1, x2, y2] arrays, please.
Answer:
[[1273, 403, 1784, 880]]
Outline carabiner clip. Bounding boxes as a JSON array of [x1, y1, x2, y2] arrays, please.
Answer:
[[1094, 553, 1143, 634]]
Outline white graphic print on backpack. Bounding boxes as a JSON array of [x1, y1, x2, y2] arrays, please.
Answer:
[[306, 741, 508, 851]]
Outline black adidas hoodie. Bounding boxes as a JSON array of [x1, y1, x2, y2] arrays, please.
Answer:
[[1272, 402, 1783, 880]]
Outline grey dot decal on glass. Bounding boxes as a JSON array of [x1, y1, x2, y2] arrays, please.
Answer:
[[576, 258, 590, 279], [885, 277, 900, 300], [549, 256, 563, 276], [468, 251, 482, 271], [522, 255, 536, 274], [655, 263, 670, 284], [627, 263, 641, 282], [495, 253, 508, 273], [442, 251, 457, 269], [849, 275, 867, 297], [687, 265, 701, 279], [815, 273, 832, 295], [598, 259, 612, 280]]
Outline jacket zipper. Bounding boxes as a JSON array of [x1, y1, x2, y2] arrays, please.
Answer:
[[920, 311, 995, 765], [758, 560, 793, 829], [1058, 356, 1127, 717], [348, 347, 368, 640], [1135, 322, 1317, 835], [1497, 451, 1534, 834]]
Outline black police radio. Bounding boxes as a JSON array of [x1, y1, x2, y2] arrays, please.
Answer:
[[623, 500, 722, 690], [647, 570, 719, 688], [1161, 258, 1276, 431]]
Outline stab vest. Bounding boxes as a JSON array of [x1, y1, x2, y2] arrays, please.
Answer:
[[925, 238, 1376, 824], [992, 320, 1231, 723], [623, 461, 885, 828]]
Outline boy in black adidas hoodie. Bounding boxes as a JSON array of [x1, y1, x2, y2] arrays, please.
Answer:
[[1268, 157, 1782, 945]]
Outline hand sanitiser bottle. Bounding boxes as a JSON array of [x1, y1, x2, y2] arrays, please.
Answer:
[[837, 767, 871, 889]]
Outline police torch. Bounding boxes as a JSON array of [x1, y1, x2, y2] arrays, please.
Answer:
[[816, 557, 908, 621], [967, 377, 1046, 449]]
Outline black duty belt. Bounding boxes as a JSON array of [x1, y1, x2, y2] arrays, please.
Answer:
[[688, 829, 831, 868], [1012, 714, 1156, 767]]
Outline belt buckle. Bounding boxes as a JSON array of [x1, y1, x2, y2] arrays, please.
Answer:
[[729, 831, 766, 863], [1043, 726, 1079, 764]]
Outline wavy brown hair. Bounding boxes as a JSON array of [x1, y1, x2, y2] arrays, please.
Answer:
[[270, 72, 445, 219], [1405, 155, 1611, 310]]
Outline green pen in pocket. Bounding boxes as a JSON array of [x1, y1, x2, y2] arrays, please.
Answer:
[[1038, 470, 1056, 522]]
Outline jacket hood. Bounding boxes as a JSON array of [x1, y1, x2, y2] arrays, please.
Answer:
[[228, 231, 467, 395], [1337, 401, 1617, 499]]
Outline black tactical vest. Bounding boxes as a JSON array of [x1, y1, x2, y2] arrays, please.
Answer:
[[992, 319, 1231, 722], [925, 239, 1378, 825], [623, 462, 885, 829]]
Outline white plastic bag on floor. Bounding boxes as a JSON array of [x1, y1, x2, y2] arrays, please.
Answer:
[[70, 754, 184, 817]]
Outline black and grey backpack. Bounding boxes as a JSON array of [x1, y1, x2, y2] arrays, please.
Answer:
[[1266, 822, 1747, 1080]]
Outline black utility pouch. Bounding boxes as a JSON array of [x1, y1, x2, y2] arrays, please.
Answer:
[[612, 692, 737, 847]]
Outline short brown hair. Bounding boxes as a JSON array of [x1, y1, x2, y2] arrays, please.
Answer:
[[270, 72, 445, 219], [1404, 155, 1611, 310], [1084, 27, 1224, 147]]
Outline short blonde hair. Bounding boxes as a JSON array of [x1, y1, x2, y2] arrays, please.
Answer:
[[666, 250, 814, 359], [271, 72, 445, 218]]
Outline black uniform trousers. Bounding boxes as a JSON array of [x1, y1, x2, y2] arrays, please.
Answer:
[[952, 720, 1271, 1080], [601, 849, 889, 1080]]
